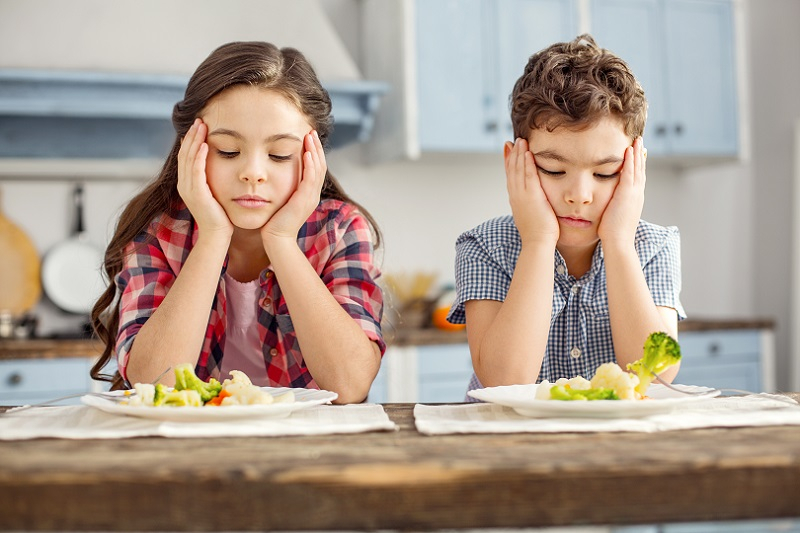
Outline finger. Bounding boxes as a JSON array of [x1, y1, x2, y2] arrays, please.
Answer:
[[638, 138, 647, 186], [505, 140, 520, 195], [309, 131, 327, 185], [621, 144, 635, 186], [189, 122, 209, 192], [179, 120, 204, 184], [193, 142, 208, 190], [312, 130, 326, 172], [514, 138, 528, 190]]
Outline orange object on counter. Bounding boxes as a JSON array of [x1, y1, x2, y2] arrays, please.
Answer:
[[431, 306, 465, 331]]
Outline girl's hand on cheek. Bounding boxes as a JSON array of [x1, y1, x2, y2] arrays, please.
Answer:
[[505, 138, 559, 247], [597, 137, 646, 247], [262, 130, 326, 247], [177, 119, 233, 239]]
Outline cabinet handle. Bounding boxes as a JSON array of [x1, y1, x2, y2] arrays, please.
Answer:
[[654, 125, 667, 137], [485, 121, 498, 133], [674, 124, 684, 135], [7, 372, 23, 386], [708, 343, 720, 357]]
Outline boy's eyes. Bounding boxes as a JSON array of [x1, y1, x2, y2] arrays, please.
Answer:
[[536, 166, 620, 180], [536, 166, 564, 177], [594, 172, 620, 180]]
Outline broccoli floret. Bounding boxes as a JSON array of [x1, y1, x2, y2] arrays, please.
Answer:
[[162, 389, 203, 407], [549, 385, 619, 401], [172, 363, 222, 403], [626, 331, 682, 395], [153, 383, 167, 406]]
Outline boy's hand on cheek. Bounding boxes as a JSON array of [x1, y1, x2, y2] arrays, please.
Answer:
[[505, 138, 559, 247], [262, 130, 326, 247], [597, 137, 646, 247], [177, 118, 233, 238]]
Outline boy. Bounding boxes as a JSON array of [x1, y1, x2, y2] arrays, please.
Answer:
[[448, 34, 685, 399]]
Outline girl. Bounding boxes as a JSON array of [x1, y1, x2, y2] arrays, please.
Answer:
[[90, 42, 384, 404]]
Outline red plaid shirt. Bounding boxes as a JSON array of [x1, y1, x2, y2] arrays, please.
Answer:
[[115, 199, 385, 387]]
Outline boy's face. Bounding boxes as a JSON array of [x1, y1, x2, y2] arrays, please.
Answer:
[[527, 116, 632, 253]]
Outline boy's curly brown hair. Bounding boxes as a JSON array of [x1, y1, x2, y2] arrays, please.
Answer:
[[510, 34, 647, 140]]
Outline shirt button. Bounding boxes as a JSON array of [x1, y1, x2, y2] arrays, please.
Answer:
[[264, 297, 272, 305], [556, 265, 566, 275], [570, 347, 581, 359], [571, 285, 580, 295], [269, 348, 278, 356], [266, 271, 273, 278]]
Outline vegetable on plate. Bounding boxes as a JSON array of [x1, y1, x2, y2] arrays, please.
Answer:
[[536, 331, 682, 401]]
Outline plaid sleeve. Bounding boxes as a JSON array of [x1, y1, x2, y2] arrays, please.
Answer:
[[640, 225, 687, 320], [114, 235, 180, 382], [318, 208, 386, 355], [447, 228, 514, 324]]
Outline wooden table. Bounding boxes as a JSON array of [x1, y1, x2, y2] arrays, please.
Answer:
[[1, 400, 799, 531]]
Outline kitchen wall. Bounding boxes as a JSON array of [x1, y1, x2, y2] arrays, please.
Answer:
[[1, 0, 798, 389]]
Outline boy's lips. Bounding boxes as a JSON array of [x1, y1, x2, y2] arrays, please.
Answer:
[[559, 216, 592, 228], [233, 195, 269, 208]]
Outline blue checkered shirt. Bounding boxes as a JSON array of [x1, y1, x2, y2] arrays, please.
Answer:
[[448, 216, 686, 402]]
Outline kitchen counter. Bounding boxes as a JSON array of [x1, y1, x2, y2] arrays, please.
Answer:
[[0, 318, 776, 359], [0, 338, 103, 360], [388, 317, 775, 346], [1, 401, 799, 531]]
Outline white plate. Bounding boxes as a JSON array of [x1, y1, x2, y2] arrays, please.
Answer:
[[81, 387, 338, 421], [468, 383, 720, 418]]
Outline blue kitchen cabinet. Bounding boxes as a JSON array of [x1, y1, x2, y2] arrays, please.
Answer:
[[676, 329, 766, 392], [367, 356, 389, 403], [417, 344, 473, 402], [416, 0, 578, 152], [0, 358, 97, 406], [367, 343, 473, 403], [590, 0, 739, 159]]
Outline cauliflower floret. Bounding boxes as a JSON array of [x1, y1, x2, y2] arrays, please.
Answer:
[[535, 380, 554, 400], [126, 383, 155, 406], [220, 370, 274, 405], [566, 376, 591, 390], [590, 362, 641, 400]]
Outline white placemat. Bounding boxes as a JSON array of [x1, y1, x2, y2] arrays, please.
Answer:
[[0, 403, 397, 440], [414, 395, 800, 435]]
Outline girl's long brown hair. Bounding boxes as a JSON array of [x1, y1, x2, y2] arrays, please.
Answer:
[[90, 42, 381, 388]]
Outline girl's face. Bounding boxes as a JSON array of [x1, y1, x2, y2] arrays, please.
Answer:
[[201, 85, 313, 231], [527, 116, 632, 253]]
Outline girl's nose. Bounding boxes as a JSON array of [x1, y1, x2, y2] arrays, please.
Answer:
[[240, 159, 267, 183]]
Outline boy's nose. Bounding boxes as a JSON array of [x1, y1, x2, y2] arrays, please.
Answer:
[[565, 180, 592, 204]]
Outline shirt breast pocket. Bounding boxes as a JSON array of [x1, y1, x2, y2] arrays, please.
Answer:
[[583, 289, 610, 322]]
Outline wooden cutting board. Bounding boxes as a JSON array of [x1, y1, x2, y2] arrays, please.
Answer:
[[0, 189, 41, 315]]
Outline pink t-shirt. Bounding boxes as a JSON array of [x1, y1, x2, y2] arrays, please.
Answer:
[[219, 272, 268, 386]]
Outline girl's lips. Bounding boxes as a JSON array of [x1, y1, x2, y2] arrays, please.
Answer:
[[559, 216, 592, 228], [233, 196, 269, 208]]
